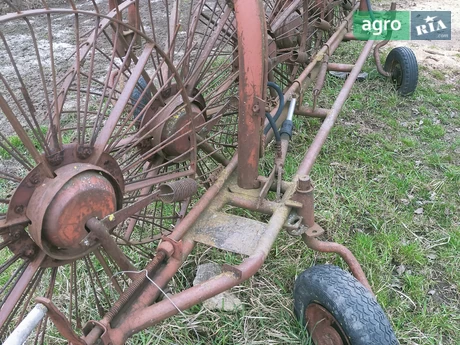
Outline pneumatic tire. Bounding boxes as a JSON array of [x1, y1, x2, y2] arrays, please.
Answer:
[[294, 265, 399, 345], [384, 46, 418, 96]]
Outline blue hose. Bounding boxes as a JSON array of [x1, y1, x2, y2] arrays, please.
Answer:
[[264, 82, 285, 135], [365, 0, 375, 22]]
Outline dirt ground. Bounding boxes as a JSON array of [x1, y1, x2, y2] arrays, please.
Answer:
[[376, 0, 460, 71]]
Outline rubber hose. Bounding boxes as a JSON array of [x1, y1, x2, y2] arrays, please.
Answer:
[[365, 0, 375, 22], [265, 112, 281, 143], [264, 82, 285, 135]]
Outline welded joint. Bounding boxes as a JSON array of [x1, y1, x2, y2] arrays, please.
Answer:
[[284, 199, 303, 209], [304, 223, 325, 238], [222, 264, 242, 279], [83, 320, 110, 345]]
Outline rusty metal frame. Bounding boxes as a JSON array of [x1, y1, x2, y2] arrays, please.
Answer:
[[1, 1, 399, 344], [79, 2, 391, 343]]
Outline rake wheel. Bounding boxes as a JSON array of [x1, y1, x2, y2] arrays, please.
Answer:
[[0, 0, 245, 342], [265, 0, 355, 90]]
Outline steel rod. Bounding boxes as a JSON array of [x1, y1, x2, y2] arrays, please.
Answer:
[[296, 39, 375, 176], [3, 304, 48, 345]]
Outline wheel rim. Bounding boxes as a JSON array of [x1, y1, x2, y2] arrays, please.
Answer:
[[390, 61, 403, 88], [0, 0, 241, 342], [305, 303, 351, 345]]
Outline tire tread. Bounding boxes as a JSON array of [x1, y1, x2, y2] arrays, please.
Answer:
[[294, 265, 399, 345]]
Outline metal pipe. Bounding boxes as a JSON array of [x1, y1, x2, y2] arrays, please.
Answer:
[[235, 0, 267, 189], [373, 2, 397, 77], [314, 18, 332, 31], [112, 202, 292, 343], [287, 98, 296, 121], [296, 39, 375, 175], [327, 62, 354, 72], [264, 2, 360, 143], [3, 304, 48, 345], [302, 235, 374, 294], [295, 106, 329, 118]]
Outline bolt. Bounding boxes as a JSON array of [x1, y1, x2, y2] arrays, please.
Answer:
[[29, 173, 40, 185], [77, 145, 93, 160], [14, 205, 24, 214], [297, 175, 312, 192], [252, 104, 260, 113]]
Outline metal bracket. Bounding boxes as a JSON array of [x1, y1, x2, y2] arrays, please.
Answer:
[[82, 320, 111, 345], [35, 297, 87, 345], [252, 96, 266, 117], [304, 223, 325, 238], [284, 213, 307, 236]]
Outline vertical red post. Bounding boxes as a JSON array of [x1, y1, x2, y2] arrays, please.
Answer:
[[234, 0, 267, 189]]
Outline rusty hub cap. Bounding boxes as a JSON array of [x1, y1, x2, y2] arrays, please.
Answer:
[[305, 303, 350, 345], [27, 164, 118, 261]]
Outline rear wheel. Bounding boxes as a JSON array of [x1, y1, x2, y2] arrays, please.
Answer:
[[294, 265, 399, 345], [384, 47, 418, 96]]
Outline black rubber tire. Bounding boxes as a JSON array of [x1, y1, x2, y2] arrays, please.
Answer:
[[131, 76, 151, 120], [384, 47, 418, 96], [294, 265, 399, 345]]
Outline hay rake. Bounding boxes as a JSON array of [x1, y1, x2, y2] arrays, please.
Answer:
[[0, 0, 418, 344]]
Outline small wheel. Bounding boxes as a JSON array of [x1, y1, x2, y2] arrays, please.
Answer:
[[384, 47, 418, 96], [294, 265, 399, 345]]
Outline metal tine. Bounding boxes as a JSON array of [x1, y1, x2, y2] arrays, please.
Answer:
[[10, 269, 45, 330], [0, 261, 28, 301], [71, 261, 82, 329], [72, 5, 82, 143], [34, 267, 57, 345], [181, 0, 202, 79], [83, 257, 105, 317], [187, 4, 232, 88], [94, 248, 123, 295], [91, 43, 155, 160], [146, 0, 164, 85], [44, 8, 63, 151], [0, 171, 22, 183], [91, 22, 126, 143], [0, 35, 51, 157], [87, 254, 112, 307], [0, 132, 34, 171], [187, 0, 218, 79]]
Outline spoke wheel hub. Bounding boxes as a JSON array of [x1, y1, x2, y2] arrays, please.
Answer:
[[27, 164, 119, 262], [139, 84, 207, 159]]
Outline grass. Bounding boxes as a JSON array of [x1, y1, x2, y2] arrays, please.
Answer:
[[126, 41, 459, 344], [0, 40, 458, 345]]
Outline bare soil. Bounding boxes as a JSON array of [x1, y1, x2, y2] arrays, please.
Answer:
[[376, 0, 460, 71]]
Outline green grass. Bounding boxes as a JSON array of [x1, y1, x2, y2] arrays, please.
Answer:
[[1, 40, 458, 344], [133, 41, 459, 344]]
